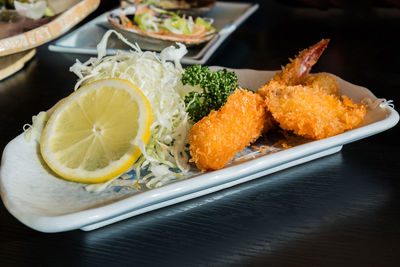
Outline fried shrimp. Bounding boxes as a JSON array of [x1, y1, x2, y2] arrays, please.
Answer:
[[265, 85, 367, 139], [189, 89, 269, 171], [258, 39, 367, 140], [303, 73, 340, 96]]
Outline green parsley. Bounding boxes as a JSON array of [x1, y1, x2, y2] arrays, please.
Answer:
[[182, 65, 238, 122]]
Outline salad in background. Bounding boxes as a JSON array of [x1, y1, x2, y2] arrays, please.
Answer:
[[131, 4, 215, 35], [114, 4, 215, 37], [108, 2, 217, 50]]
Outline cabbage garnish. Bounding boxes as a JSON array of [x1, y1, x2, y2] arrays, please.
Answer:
[[70, 30, 191, 189], [23, 111, 48, 142]]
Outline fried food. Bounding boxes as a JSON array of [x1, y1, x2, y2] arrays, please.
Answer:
[[189, 39, 367, 171], [303, 73, 340, 96], [258, 39, 367, 140], [264, 85, 367, 139], [189, 89, 270, 171]]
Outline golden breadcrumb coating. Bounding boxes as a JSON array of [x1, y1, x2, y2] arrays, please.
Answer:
[[264, 85, 367, 139], [303, 73, 340, 96], [189, 89, 270, 171]]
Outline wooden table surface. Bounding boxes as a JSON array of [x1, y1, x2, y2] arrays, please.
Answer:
[[1, 1, 400, 266]]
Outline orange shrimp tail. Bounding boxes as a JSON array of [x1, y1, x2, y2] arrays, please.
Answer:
[[258, 39, 330, 97], [189, 89, 269, 171], [292, 38, 330, 83], [274, 39, 330, 85]]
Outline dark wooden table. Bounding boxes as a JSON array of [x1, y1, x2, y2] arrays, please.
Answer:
[[1, 1, 400, 266]]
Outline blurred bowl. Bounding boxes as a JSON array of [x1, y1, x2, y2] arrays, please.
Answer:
[[0, 10, 26, 39], [0, 0, 100, 57]]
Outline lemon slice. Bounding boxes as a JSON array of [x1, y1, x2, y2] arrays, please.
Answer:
[[40, 78, 152, 184]]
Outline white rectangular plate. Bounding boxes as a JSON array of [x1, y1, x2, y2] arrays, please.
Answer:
[[0, 69, 398, 233], [48, 1, 259, 65]]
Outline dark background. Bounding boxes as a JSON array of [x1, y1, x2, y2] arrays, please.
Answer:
[[1, 0, 400, 266]]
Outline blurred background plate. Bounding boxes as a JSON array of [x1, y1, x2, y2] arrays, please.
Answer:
[[0, 0, 100, 57], [48, 1, 259, 65]]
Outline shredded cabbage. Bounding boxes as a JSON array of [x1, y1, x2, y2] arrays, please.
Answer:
[[23, 111, 48, 142], [69, 30, 192, 189]]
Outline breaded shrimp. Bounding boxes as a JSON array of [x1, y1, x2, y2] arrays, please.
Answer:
[[303, 73, 340, 96], [258, 39, 367, 140], [264, 85, 366, 139], [189, 89, 268, 171]]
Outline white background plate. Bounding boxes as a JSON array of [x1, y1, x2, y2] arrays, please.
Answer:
[[0, 69, 398, 233], [48, 1, 259, 65]]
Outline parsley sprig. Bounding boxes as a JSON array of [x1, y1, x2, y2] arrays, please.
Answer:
[[182, 65, 238, 122]]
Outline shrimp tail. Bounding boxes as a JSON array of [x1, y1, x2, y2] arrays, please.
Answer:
[[294, 39, 330, 82], [274, 39, 330, 85]]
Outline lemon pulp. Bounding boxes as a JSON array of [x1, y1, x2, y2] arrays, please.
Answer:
[[40, 78, 152, 184]]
